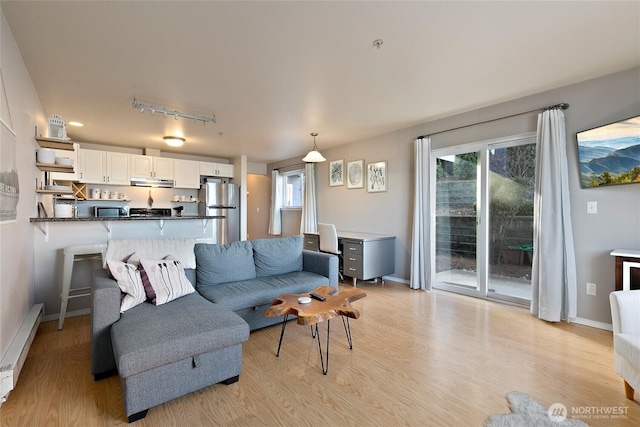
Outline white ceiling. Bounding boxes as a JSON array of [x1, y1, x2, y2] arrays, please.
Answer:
[[2, 1, 639, 164]]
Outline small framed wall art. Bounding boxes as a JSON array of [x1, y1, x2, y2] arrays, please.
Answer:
[[329, 159, 344, 186], [367, 161, 387, 192], [347, 159, 364, 189]]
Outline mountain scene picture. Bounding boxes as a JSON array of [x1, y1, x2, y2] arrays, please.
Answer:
[[576, 115, 640, 188]]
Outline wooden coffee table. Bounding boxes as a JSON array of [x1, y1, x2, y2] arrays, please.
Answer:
[[264, 285, 366, 375]]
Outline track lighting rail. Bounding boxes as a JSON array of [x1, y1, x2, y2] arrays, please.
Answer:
[[132, 99, 216, 124]]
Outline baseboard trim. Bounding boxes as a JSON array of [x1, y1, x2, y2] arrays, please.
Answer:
[[0, 304, 43, 405], [42, 308, 90, 323], [383, 275, 409, 285], [573, 317, 612, 331], [377, 280, 613, 332]]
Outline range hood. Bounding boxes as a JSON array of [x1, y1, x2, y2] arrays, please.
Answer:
[[130, 177, 174, 188]]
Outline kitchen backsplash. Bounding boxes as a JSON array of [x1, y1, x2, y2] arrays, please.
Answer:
[[59, 185, 200, 218]]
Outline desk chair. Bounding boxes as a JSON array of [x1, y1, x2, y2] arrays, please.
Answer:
[[318, 223, 343, 281]]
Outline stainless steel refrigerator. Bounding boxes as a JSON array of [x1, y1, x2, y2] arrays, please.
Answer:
[[198, 181, 239, 244]]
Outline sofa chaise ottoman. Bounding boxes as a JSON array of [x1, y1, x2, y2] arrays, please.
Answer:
[[111, 291, 248, 422]]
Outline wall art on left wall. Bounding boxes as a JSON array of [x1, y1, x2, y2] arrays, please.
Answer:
[[0, 68, 18, 224]]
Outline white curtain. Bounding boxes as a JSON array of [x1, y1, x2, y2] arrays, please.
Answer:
[[410, 137, 432, 290], [268, 170, 283, 235], [300, 163, 318, 234], [530, 108, 577, 322]]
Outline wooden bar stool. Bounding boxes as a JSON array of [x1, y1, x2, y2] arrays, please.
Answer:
[[58, 243, 106, 330]]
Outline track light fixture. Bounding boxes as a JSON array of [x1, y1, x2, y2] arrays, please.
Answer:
[[132, 99, 216, 124]]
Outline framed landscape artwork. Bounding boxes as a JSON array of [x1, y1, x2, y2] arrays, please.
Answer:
[[329, 159, 344, 186], [347, 160, 364, 189], [367, 161, 387, 192], [576, 115, 640, 188]]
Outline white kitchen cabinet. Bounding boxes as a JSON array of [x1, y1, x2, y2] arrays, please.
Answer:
[[130, 155, 174, 180], [106, 152, 130, 185], [79, 149, 105, 183], [173, 159, 201, 189], [79, 149, 130, 185], [199, 161, 234, 178]]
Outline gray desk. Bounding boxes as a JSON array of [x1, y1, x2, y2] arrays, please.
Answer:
[[304, 231, 395, 287]]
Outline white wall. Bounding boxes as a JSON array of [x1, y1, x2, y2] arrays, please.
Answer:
[[273, 67, 640, 326], [0, 11, 46, 359]]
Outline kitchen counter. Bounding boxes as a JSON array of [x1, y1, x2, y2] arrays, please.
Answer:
[[30, 215, 224, 222], [29, 212, 227, 322]]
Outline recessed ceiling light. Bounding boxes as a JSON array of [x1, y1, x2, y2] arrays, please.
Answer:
[[68, 121, 84, 127]]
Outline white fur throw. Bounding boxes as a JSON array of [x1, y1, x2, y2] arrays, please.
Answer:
[[104, 238, 213, 269]]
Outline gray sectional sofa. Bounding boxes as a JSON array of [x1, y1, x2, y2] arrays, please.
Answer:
[[91, 235, 338, 422]]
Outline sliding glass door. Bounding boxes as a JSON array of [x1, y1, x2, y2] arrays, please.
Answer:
[[432, 134, 535, 304], [434, 150, 481, 294], [486, 143, 535, 302]]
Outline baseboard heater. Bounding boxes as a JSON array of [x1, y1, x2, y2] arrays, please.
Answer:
[[0, 303, 43, 405]]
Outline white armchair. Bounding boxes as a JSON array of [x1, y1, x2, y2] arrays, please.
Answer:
[[609, 290, 640, 400]]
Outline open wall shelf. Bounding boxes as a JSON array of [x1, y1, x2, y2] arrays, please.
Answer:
[[35, 136, 74, 151]]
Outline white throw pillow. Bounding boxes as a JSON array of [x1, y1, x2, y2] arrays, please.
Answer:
[[124, 251, 141, 268], [139, 257, 195, 305], [106, 260, 147, 313]]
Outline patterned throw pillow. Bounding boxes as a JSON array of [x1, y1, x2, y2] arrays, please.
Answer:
[[106, 260, 147, 313], [138, 257, 195, 305]]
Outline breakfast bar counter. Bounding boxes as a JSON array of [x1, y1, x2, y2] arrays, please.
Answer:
[[31, 214, 227, 242], [30, 215, 224, 222], [31, 213, 228, 322]]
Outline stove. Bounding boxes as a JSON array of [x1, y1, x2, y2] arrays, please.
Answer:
[[129, 208, 172, 217]]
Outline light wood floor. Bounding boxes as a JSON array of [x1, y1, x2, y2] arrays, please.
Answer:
[[1, 281, 638, 426]]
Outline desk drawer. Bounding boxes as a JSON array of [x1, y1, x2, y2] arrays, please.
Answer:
[[344, 253, 362, 278], [303, 233, 319, 251], [342, 240, 362, 255]]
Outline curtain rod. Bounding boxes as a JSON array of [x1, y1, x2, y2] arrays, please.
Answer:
[[274, 162, 306, 171], [419, 102, 569, 139]]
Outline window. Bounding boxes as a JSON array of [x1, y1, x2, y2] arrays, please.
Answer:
[[282, 170, 305, 207]]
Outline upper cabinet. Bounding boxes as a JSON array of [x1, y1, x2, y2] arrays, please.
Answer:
[[106, 152, 130, 184], [130, 155, 173, 180], [43, 143, 233, 188], [173, 159, 200, 189], [79, 149, 130, 185], [199, 161, 234, 178], [78, 149, 104, 183]]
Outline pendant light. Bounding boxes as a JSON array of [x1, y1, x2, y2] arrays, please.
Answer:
[[302, 132, 326, 163]]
